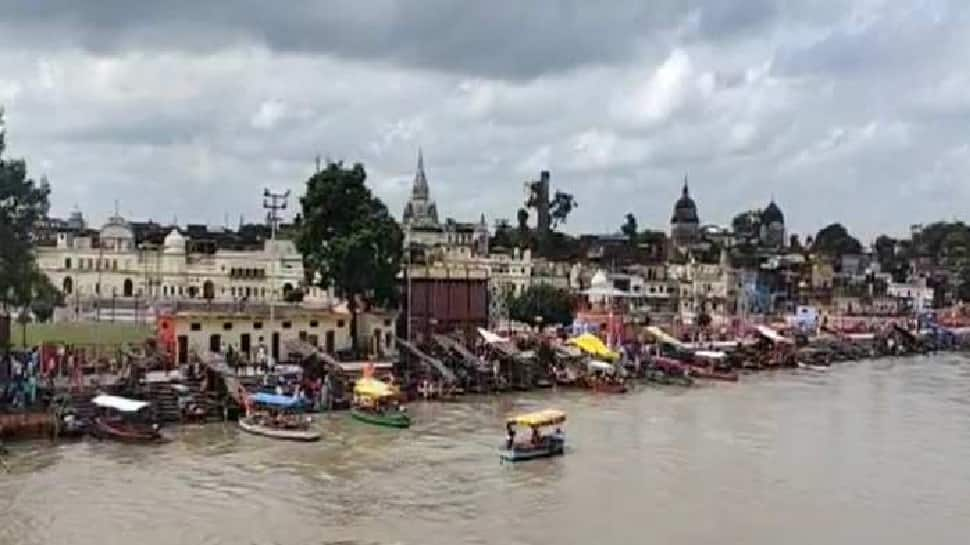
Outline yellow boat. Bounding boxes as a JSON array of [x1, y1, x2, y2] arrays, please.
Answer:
[[500, 409, 567, 462]]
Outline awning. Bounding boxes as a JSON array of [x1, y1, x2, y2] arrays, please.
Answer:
[[249, 392, 302, 409], [353, 377, 397, 398], [694, 350, 727, 359], [645, 326, 688, 349], [337, 361, 394, 373], [756, 325, 794, 344], [568, 333, 620, 362], [507, 409, 566, 427], [92, 394, 150, 413], [478, 328, 511, 345], [587, 359, 615, 372]]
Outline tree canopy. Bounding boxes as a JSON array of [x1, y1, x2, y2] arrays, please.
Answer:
[[296, 161, 402, 353], [507, 284, 575, 327], [549, 190, 577, 229], [811, 223, 862, 257], [1, 109, 52, 311]]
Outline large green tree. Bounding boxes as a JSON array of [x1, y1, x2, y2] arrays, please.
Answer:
[[1, 109, 51, 311], [508, 284, 575, 327], [811, 223, 862, 257], [296, 161, 403, 355]]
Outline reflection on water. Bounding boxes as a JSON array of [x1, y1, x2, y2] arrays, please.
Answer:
[[3, 355, 970, 545]]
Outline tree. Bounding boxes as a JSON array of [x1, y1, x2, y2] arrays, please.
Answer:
[[789, 234, 803, 252], [621, 213, 638, 243], [516, 208, 529, 234], [811, 223, 862, 257], [549, 191, 576, 229], [297, 161, 403, 355], [508, 284, 575, 327], [0, 108, 51, 311], [27, 271, 63, 323]]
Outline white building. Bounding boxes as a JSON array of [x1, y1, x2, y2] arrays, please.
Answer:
[[37, 212, 319, 322], [888, 281, 934, 312]]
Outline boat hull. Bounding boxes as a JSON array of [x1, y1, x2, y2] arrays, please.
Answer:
[[350, 408, 412, 429], [238, 418, 321, 442], [500, 437, 565, 462], [689, 368, 740, 382], [93, 418, 169, 443]]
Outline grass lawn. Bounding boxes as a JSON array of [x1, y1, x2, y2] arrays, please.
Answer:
[[10, 322, 154, 349]]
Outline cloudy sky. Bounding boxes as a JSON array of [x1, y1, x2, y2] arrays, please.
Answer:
[[1, 1, 968, 242]]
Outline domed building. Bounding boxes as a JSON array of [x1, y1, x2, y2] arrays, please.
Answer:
[[760, 199, 785, 248], [670, 176, 700, 250]]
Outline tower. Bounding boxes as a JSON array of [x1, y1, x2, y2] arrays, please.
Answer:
[[670, 175, 700, 250], [402, 149, 440, 229]]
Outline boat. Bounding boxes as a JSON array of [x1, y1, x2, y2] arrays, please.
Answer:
[[239, 392, 321, 442], [584, 359, 627, 393], [644, 368, 694, 387], [350, 374, 411, 429], [689, 351, 740, 382], [91, 394, 168, 443], [499, 409, 567, 462]]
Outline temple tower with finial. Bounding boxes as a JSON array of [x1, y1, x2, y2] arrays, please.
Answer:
[[670, 174, 700, 251], [760, 197, 786, 248], [402, 148, 440, 229]]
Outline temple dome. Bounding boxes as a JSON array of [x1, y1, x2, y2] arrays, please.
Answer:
[[163, 228, 186, 253], [671, 179, 699, 224], [763, 200, 784, 224]]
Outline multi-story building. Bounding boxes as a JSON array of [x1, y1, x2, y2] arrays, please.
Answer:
[[36, 211, 315, 322]]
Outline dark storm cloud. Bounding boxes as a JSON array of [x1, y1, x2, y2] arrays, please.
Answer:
[[0, 0, 781, 80], [1, 1, 969, 242]]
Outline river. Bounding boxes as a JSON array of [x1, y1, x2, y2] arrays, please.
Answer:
[[2, 354, 970, 545]]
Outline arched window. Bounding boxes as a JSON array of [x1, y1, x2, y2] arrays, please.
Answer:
[[123, 278, 133, 297], [203, 280, 215, 300], [63, 276, 73, 295]]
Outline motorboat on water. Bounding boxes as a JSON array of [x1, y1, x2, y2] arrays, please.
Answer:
[[350, 373, 411, 429], [499, 409, 567, 462], [689, 351, 740, 382], [239, 392, 321, 442], [91, 394, 169, 443]]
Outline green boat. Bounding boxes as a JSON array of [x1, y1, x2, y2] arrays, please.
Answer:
[[350, 408, 411, 429]]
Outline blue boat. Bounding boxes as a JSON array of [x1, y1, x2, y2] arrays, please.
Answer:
[[499, 409, 567, 462]]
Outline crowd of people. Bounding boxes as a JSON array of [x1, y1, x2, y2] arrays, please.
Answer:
[[0, 349, 43, 411]]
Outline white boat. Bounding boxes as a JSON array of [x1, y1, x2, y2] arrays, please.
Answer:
[[238, 416, 321, 442]]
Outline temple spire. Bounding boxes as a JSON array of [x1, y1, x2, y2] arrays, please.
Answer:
[[682, 174, 689, 197], [411, 147, 429, 200]]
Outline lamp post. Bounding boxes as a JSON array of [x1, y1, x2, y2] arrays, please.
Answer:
[[263, 188, 290, 363]]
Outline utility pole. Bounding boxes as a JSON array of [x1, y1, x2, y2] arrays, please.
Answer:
[[263, 188, 290, 362]]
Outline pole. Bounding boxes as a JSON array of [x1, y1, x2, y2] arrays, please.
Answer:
[[263, 188, 290, 363], [406, 224, 412, 342]]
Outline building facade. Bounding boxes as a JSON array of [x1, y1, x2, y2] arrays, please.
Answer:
[[36, 212, 313, 322]]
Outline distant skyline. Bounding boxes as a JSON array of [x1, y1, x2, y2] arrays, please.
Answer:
[[1, 1, 968, 242]]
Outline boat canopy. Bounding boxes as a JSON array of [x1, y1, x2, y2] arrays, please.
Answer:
[[756, 325, 794, 344], [353, 377, 397, 399], [845, 333, 875, 341], [478, 328, 511, 345], [92, 394, 150, 413], [587, 359, 615, 372], [568, 333, 620, 361], [249, 392, 302, 409], [645, 326, 688, 349], [694, 350, 727, 359], [507, 409, 567, 427]]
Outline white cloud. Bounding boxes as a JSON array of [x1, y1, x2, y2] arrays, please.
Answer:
[[251, 99, 288, 130]]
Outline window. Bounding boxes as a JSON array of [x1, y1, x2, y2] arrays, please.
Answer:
[[384, 319, 392, 327], [223, 322, 233, 331], [112, 259, 118, 271], [337, 320, 346, 328], [190, 323, 202, 331], [281, 321, 292, 329], [253, 322, 263, 330], [64, 258, 72, 270], [309, 320, 319, 328]]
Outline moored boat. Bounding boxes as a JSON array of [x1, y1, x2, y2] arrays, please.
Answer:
[[91, 394, 169, 443], [239, 392, 321, 442], [351, 371, 411, 429], [499, 409, 567, 462], [689, 351, 740, 382]]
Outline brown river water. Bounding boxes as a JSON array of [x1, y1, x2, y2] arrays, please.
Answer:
[[2, 354, 970, 545]]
